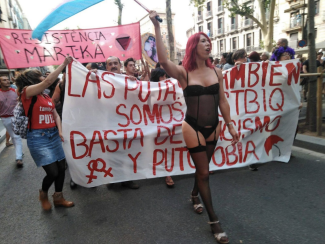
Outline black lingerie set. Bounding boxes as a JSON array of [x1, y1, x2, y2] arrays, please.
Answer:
[[183, 69, 220, 153]]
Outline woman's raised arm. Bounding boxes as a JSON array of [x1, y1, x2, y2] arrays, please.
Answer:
[[149, 11, 186, 85], [26, 56, 72, 98]]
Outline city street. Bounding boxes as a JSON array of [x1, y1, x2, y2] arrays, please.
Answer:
[[1, 141, 324, 244]]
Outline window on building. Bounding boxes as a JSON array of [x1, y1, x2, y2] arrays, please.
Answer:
[[289, 32, 298, 48], [207, 1, 211, 11], [231, 16, 236, 29], [315, 1, 319, 15], [207, 22, 211, 31], [290, 11, 300, 28], [290, 32, 298, 40], [199, 25, 203, 32], [207, 22, 212, 36], [218, 18, 223, 31], [232, 37, 237, 50], [198, 6, 202, 15], [217, 0, 223, 12], [247, 33, 252, 47], [220, 40, 224, 53]]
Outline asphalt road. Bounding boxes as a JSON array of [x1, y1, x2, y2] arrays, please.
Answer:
[[1, 141, 325, 244]]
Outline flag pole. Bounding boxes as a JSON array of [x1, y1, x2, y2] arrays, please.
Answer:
[[133, 0, 163, 23]]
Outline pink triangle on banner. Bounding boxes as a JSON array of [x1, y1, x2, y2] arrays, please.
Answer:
[[116, 36, 131, 50]]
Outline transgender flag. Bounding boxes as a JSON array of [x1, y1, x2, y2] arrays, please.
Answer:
[[32, 0, 104, 40]]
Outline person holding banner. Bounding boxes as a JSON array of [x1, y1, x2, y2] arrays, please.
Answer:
[[149, 10, 238, 244], [15, 56, 74, 211], [105, 56, 140, 189], [150, 67, 175, 187]]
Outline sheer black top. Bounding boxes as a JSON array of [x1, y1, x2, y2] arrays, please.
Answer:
[[183, 70, 220, 129]]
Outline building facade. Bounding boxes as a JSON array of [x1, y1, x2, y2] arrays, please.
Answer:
[[190, 0, 325, 58], [0, 0, 31, 74]]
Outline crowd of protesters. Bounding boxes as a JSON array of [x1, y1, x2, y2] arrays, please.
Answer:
[[1, 20, 324, 244]]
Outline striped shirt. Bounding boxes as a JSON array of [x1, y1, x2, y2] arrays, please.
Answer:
[[0, 88, 18, 117]]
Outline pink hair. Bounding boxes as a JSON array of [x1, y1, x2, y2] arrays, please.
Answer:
[[182, 32, 214, 72]]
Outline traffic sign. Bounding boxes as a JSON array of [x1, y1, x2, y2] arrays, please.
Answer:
[[298, 40, 307, 48]]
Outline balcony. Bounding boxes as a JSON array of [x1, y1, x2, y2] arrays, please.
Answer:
[[254, 46, 263, 51], [206, 10, 213, 19], [246, 46, 263, 52], [286, 0, 305, 5], [284, 0, 307, 13], [244, 19, 253, 26], [246, 46, 253, 52], [283, 19, 302, 32], [290, 20, 302, 28], [197, 15, 203, 23], [217, 28, 224, 35], [230, 24, 237, 30], [216, 5, 224, 15]]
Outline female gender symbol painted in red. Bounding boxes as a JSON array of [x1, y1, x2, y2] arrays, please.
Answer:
[[86, 158, 113, 184]]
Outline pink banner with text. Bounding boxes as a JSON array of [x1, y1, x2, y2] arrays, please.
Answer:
[[0, 22, 141, 69]]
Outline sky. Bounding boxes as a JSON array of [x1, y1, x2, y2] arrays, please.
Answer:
[[18, 0, 194, 48]]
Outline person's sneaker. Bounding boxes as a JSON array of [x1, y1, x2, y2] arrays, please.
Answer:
[[121, 181, 139, 189], [248, 164, 258, 171]]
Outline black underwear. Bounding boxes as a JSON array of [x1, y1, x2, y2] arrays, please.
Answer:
[[183, 69, 220, 153]]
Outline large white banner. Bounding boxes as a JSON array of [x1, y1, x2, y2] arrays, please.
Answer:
[[63, 60, 301, 187]]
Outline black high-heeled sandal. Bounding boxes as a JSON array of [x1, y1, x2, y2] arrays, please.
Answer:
[[190, 194, 203, 214], [208, 221, 229, 244]]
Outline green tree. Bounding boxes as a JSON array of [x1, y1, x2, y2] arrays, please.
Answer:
[[114, 0, 124, 25], [166, 0, 175, 62], [190, 0, 206, 7], [190, 0, 276, 52]]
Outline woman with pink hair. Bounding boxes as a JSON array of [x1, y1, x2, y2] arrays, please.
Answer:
[[149, 10, 239, 244]]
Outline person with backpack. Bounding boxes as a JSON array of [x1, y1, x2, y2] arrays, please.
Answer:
[[14, 55, 74, 211]]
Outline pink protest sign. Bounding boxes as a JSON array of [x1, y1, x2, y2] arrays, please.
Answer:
[[0, 22, 141, 69]]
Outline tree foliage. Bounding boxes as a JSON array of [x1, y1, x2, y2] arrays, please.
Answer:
[[223, 0, 254, 17], [189, 0, 206, 8]]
